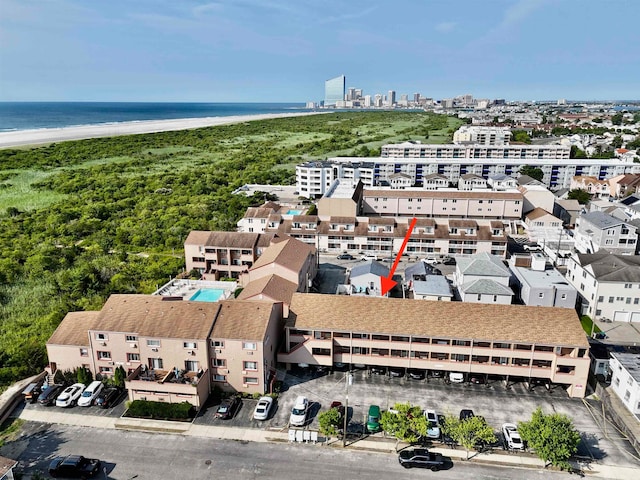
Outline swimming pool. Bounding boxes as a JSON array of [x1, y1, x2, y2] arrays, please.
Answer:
[[189, 288, 225, 302], [287, 209, 303, 215]]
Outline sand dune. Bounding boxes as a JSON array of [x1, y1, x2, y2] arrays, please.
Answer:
[[0, 111, 324, 148]]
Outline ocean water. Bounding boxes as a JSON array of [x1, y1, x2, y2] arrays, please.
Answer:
[[0, 102, 308, 132]]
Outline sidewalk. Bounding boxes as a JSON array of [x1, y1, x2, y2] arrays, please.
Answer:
[[15, 407, 639, 479]]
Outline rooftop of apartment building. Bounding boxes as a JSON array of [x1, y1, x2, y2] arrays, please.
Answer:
[[575, 252, 640, 282], [251, 236, 316, 272], [323, 179, 362, 199], [210, 300, 277, 341], [236, 274, 298, 305], [412, 276, 453, 297], [456, 252, 511, 277], [287, 293, 588, 347], [580, 210, 632, 229], [511, 262, 574, 290], [362, 188, 522, 199], [185, 231, 274, 249], [611, 352, 640, 383], [460, 278, 514, 296], [48, 311, 101, 346]]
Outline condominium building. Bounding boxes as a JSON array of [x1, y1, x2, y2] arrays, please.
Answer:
[[361, 188, 523, 219], [296, 161, 373, 198], [567, 252, 640, 322], [609, 353, 640, 415], [320, 154, 640, 189], [184, 231, 274, 280], [509, 254, 577, 308], [264, 215, 508, 257], [453, 126, 512, 145], [46, 294, 284, 406], [278, 293, 590, 398], [324, 75, 345, 107]]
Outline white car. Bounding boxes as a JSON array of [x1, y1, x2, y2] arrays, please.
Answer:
[[361, 254, 378, 261], [55, 383, 85, 407], [423, 257, 439, 265], [77, 380, 104, 407], [449, 372, 464, 383], [289, 395, 309, 426], [253, 396, 274, 421], [502, 423, 524, 450], [424, 409, 440, 439], [523, 243, 542, 251]]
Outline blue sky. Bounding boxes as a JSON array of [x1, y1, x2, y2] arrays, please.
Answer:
[[1, 0, 638, 102]]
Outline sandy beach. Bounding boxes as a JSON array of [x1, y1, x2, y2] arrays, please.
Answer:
[[0, 111, 324, 148]]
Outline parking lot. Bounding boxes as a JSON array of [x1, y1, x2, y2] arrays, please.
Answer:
[[18, 390, 127, 418], [203, 367, 639, 468]]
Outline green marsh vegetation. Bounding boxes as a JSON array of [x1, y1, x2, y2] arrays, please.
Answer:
[[0, 111, 462, 388]]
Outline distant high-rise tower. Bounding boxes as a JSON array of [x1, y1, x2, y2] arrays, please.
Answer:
[[413, 93, 421, 103], [374, 94, 383, 107], [325, 75, 346, 107], [388, 90, 396, 106]]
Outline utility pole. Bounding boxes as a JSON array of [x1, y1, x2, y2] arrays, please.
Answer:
[[343, 371, 353, 447]]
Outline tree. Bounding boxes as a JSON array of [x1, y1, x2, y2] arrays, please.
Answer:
[[441, 414, 497, 460], [611, 112, 624, 126], [512, 130, 532, 144], [567, 189, 591, 205], [518, 165, 544, 182], [380, 402, 429, 448], [570, 145, 587, 159], [76, 366, 93, 385], [611, 135, 623, 148], [318, 407, 341, 438], [518, 407, 581, 470], [113, 365, 126, 388]]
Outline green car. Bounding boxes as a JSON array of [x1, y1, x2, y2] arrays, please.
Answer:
[[366, 405, 381, 433]]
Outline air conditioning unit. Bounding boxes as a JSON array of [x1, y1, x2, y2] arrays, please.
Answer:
[[215, 349, 222, 354], [246, 351, 253, 355], [188, 350, 195, 355], [151, 348, 158, 352], [242, 384, 248, 388], [125, 362, 131, 366], [129, 343, 137, 348], [100, 342, 107, 346], [108, 361, 114, 365]]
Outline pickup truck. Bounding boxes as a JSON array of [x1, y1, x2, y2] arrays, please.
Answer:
[[398, 448, 446, 470]]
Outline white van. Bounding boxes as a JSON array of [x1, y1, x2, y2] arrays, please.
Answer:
[[77, 381, 104, 407], [449, 372, 464, 383]]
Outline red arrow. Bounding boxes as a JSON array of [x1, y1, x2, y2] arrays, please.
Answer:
[[380, 217, 417, 296]]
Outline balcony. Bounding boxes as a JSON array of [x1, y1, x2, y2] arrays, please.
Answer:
[[125, 365, 209, 407]]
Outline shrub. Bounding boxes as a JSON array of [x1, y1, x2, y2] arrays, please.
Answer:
[[126, 400, 195, 420]]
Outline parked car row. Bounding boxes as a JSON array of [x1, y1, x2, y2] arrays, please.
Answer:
[[213, 395, 276, 421], [36, 382, 122, 409]]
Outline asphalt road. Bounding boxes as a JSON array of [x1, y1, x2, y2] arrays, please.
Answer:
[[9, 423, 574, 480]]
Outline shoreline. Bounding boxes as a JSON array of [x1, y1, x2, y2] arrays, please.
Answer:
[[0, 111, 325, 148]]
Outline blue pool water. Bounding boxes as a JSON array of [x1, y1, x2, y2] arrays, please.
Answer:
[[189, 289, 224, 302], [287, 209, 303, 215]]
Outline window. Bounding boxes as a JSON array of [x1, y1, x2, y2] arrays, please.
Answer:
[[95, 333, 108, 341], [147, 339, 161, 347], [538, 292, 544, 298], [624, 390, 631, 402], [185, 360, 199, 372], [97, 351, 111, 360], [243, 342, 257, 350], [614, 377, 620, 387], [598, 296, 604, 302], [125, 335, 138, 342], [625, 284, 632, 289], [608, 297, 614, 303], [213, 358, 226, 367], [127, 353, 140, 362], [99, 366, 113, 374], [79, 348, 88, 357], [148, 358, 163, 369], [183, 342, 197, 349], [212, 340, 224, 348], [243, 361, 258, 371], [213, 374, 227, 382], [244, 377, 259, 385]]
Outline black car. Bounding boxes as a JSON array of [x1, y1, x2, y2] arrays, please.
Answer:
[[389, 367, 405, 378], [48, 455, 101, 478], [370, 366, 387, 375], [459, 409, 475, 421], [398, 448, 445, 470], [442, 257, 456, 265], [337, 253, 355, 260], [94, 387, 121, 409], [469, 375, 486, 384], [37, 384, 64, 406], [407, 369, 425, 380], [429, 370, 444, 379], [215, 396, 241, 419]]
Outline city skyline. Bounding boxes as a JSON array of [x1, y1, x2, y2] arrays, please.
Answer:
[[1, 0, 639, 102]]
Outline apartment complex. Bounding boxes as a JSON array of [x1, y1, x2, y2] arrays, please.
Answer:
[[297, 154, 640, 193], [361, 188, 523, 219], [184, 231, 274, 280], [453, 126, 511, 145], [278, 293, 590, 398], [510, 254, 577, 308], [567, 252, 640, 322], [609, 353, 640, 415], [46, 295, 284, 406], [263, 214, 508, 257]]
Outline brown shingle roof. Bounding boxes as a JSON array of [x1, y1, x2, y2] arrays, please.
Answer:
[[91, 295, 219, 340], [251, 236, 315, 272], [289, 293, 588, 347], [237, 274, 298, 305], [185, 231, 262, 249], [210, 300, 276, 341], [47, 311, 101, 346], [0, 455, 17, 477], [363, 189, 522, 200], [525, 207, 553, 221]]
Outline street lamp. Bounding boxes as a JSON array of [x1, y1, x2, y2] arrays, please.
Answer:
[[343, 371, 353, 447]]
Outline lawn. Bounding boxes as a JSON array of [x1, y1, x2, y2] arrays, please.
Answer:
[[580, 315, 601, 335]]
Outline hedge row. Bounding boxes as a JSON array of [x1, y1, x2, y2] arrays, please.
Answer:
[[126, 400, 194, 420]]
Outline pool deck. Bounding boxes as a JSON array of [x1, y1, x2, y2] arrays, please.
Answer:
[[152, 279, 237, 301]]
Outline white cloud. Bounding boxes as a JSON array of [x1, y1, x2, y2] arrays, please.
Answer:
[[435, 21, 457, 33]]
